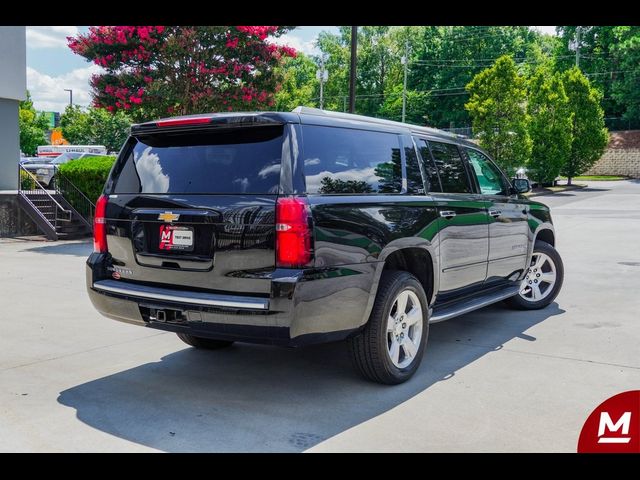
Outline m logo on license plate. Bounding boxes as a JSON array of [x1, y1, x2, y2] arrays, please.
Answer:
[[159, 225, 194, 251]]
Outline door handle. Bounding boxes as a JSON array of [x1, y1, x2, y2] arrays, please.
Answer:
[[439, 210, 457, 219], [489, 209, 501, 218]]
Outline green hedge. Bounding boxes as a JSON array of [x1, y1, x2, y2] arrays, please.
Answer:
[[58, 155, 116, 203]]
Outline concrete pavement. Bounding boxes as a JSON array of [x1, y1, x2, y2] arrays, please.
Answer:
[[0, 180, 638, 452]]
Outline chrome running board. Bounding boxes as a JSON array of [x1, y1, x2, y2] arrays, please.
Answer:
[[430, 286, 519, 323]]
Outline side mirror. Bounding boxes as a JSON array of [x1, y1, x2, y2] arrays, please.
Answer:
[[512, 178, 531, 194]]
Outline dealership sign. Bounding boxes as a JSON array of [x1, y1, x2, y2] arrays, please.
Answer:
[[578, 390, 640, 453]]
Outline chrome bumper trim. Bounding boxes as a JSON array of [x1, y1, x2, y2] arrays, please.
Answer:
[[92, 279, 269, 310]]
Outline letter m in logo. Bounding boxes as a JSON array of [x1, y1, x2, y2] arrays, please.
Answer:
[[598, 412, 632, 444], [161, 229, 172, 242]]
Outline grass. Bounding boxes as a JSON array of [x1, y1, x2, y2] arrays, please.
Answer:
[[560, 175, 628, 181]]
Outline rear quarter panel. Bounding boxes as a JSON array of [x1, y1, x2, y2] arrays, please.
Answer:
[[298, 195, 439, 333]]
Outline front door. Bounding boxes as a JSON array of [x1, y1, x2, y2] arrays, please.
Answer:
[[417, 139, 489, 296], [463, 147, 529, 284]]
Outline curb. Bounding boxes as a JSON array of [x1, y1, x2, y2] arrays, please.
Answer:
[[525, 185, 587, 198]]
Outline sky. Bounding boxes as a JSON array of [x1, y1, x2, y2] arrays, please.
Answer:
[[26, 26, 557, 113]]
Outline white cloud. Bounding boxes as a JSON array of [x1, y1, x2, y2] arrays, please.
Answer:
[[26, 26, 79, 48], [269, 33, 318, 56], [532, 26, 557, 36], [27, 64, 102, 112]]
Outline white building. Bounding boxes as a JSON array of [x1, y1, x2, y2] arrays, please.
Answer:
[[0, 26, 26, 190]]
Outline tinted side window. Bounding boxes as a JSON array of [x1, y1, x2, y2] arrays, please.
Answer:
[[465, 148, 508, 195], [111, 126, 283, 194], [417, 139, 442, 193], [429, 141, 471, 194], [405, 146, 425, 194], [301, 125, 403, 194]]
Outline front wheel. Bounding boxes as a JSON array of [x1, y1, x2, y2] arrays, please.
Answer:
[[348, 271, 429, 385], [505, 240, 564, 310]]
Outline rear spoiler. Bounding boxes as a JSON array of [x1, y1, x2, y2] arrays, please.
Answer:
[[131, 114, 285, 136]]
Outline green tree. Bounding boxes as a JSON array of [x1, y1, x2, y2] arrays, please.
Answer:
[[59, 105, 91, 144], [526, 68, 573, 185], [555, 27, 621, 121], [274, 53, 318, 111], [410, 26, 542, 129], [378, 85, 429, 125], [610, 26, 640, 125], [19, 92, 49, 156], [60, 105, 132, 152], [561, 67, 609, 184], [465, 56, 532, 175], [311, 26, 546, 127]]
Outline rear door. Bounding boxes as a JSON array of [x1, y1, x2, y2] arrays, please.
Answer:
[[104, 124, 287, 294], [416, 138, 489, 296], [463, 146, 529, 284]]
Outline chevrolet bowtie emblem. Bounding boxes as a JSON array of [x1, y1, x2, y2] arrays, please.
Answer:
[[158, 212, 180, 223]]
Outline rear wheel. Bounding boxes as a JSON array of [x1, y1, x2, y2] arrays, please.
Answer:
[[176, 333, 234, 350], [505, 240, 564, 310], [348, 271, 429, 385]]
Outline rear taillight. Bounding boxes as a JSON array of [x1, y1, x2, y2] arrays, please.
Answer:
[[94, 194, 108, 253], [275, 197, 312, 268]]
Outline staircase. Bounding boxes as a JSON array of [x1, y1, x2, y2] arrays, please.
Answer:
[[18, 165, 92, 241]]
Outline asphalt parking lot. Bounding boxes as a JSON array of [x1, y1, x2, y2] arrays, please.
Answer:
[[1, 180, 639, 452]]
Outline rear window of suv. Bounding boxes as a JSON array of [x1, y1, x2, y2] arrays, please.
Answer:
[[301, 125, 403, 194], [111, 126, 283, 194]]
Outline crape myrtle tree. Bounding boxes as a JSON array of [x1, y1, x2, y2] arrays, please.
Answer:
[[68, 26, 297, 121]]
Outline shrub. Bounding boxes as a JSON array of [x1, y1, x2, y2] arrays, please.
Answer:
[[20, 169, 37, 190], [58, 155, 116, 203]]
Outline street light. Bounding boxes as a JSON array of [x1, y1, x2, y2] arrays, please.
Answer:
[[64, 89, 73, 107], [316, 53, 329, 110]]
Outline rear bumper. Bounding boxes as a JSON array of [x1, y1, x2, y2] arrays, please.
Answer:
[[86, 253, 377, 346]]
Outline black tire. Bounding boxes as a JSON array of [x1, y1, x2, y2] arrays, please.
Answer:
[[348, 270, 429, 385], [176, 333, 234, 350], [505, 240, 564, 310]]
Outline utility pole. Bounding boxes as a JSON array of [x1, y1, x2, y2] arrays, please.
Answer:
[[575, 26, 581, 68], [316, 54, 329, 110], [401, 40, 409, 123], [348, 26, 357, 113], [64, 89, 73, 107]]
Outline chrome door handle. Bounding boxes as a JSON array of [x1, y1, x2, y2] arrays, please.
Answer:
[[439, 210, 457, 219], [489, 209, 501, 218]]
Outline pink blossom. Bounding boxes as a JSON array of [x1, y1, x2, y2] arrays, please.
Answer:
[[279, 46, 297, 58], [226, 37, 239, 48]]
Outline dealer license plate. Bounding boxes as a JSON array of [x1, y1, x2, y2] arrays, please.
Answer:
[[159, 225, 194, 251]]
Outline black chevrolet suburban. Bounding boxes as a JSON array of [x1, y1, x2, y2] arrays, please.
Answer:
[[86, 107, 564, 384]]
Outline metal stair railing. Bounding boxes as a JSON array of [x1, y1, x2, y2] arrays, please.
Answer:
[[54, 171, 96, 228], [18, 164, 72, 231]]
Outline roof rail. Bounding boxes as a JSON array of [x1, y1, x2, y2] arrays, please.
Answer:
[[291, 106, 460, 138]]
